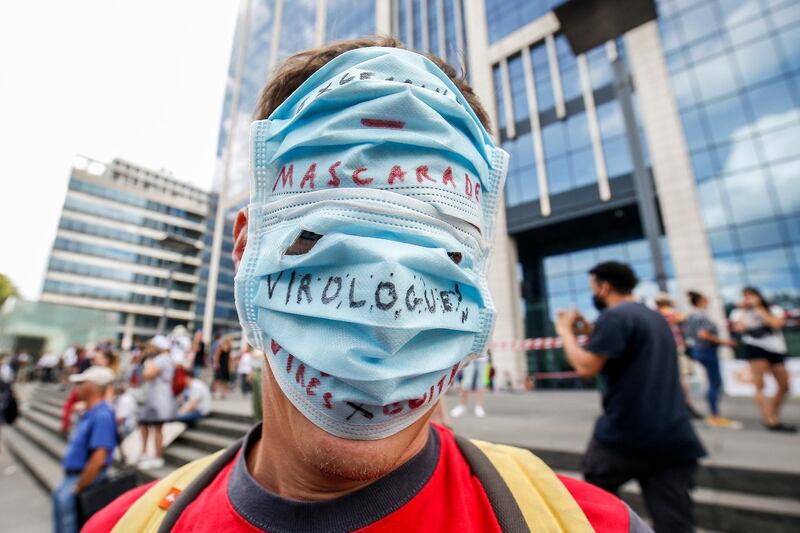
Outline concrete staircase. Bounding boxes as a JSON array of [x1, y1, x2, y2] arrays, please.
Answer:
[[4, 385, 799, 532]]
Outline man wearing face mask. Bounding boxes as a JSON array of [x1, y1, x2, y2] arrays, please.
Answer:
[[86, 38, 649, 533], [556, 261, 706, 533]]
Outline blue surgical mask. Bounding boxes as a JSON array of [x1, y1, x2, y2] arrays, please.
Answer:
[[235, 47, 508, 440]]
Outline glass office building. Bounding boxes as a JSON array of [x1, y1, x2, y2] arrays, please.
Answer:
[[42, 156, 210, 347], [205, 0, 799, 385]]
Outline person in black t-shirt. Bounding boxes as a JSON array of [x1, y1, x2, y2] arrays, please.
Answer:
[[191, 330, 206, 379], [555, 261, 706, 533]]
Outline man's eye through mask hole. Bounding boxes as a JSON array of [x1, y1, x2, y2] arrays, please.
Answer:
[[447, 252, 463, 265], [285, 230, 324, 256]]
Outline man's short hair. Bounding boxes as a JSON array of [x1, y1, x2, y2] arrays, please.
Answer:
[[255, 36, 491, 132], [589, 261, 638, 294]]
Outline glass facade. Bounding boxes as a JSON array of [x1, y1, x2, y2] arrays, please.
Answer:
[[326, 0, 375, 42], [658, 0, 800, 311], [541, 237, 675, 325], [195, 195, 241, 337], [495, 37, 638, 209], [485, 0, 565, 43], [397, 0, 467, 71]]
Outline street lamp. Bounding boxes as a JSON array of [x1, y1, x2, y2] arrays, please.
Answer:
[[157, 234, 198, 335]]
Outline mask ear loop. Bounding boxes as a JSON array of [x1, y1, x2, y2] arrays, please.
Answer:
[[480, 147, 510, 243]]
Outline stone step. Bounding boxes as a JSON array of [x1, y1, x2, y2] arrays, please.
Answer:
[[3, 425, 63, 493], [193, 417, 252, 439], [525, 445, 800, 501], [13, 417, 67, 463], [164, 443, 206, 468], [29, 401, 63, 420], [558, 469, 800, 533], [30, 393, 67, 410], [24, 408, 67, 439], [175, 429, 237, 454], [30, 386, 69, 403], [208, 409, 253, 425], [137, 464, 176, 484]]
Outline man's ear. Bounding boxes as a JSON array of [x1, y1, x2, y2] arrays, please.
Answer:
[[232, 207, 248, 270]]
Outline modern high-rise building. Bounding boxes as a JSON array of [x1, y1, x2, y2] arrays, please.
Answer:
[[41, 156, 210, 347], [205, 0, 800, 386]]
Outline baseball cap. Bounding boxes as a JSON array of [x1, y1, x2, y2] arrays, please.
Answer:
[[69, 365, 116, 387], [655, 292, 674, 305], [150, 335, 171, 352]]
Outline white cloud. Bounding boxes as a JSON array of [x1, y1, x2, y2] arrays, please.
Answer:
[[0, 1, 239, 298]]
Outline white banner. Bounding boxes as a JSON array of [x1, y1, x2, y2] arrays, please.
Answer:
[[721, 358, 800, 397]]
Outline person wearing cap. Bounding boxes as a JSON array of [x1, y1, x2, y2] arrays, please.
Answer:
[[86, 38, 649, 533], [53, 366, 117, 533]]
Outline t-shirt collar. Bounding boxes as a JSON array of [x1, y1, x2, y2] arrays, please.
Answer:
[[227, 423, 440, 533]]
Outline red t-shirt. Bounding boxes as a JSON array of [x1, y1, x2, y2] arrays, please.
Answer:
[[86, 425, 636, 532]]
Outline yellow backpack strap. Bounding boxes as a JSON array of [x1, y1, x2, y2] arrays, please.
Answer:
[[454, 435, 593, 533], [111, 439, 242, 533]]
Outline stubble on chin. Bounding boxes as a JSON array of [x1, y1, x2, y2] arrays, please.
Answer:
[[300, 441, 400, 482], [293, 416, 433, 483]]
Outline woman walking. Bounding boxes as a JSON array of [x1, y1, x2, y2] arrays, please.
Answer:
[[729, 287, 795, 432], [138, 336, 177, 469], [684, 291, 740, 428]]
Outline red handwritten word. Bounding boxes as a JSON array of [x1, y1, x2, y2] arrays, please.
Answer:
[[271, 161, 481, 204], [271, 339, 335, 410], [271, 338, 463, 419], [361, 118, 405, 129], [382, 362, 460, 417]]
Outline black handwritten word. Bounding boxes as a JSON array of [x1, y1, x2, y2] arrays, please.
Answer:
[[270, 161, 481, 205], [266, 271, 471, 323]]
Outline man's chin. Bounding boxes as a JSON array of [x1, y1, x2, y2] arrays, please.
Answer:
[[262, 365, 432, 484], [294, 411, 432, 483]]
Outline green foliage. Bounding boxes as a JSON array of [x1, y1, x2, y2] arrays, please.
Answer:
[[0, 273, 18, 308]]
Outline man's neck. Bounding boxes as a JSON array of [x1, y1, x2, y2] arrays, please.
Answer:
[[606, 293, 636, 309], [84, 395, 103, 410]]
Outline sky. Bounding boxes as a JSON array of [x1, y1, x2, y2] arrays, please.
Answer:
[[0, 1, 239, 299]]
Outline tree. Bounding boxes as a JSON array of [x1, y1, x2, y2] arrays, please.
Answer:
[[0, 274, 18, 308]]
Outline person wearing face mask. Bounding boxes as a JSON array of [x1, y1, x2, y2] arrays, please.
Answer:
[[85, 38, 648, 533], [556, 261, 705, 533]]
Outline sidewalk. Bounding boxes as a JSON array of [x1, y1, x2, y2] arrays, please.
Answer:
[[445, 391, 800, 475]]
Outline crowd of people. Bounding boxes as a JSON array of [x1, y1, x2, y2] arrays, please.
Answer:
[[0, 327, 259, 533]]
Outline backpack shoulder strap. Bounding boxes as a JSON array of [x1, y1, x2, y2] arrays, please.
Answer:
[[454, 435, 530, 533], [454, 435, 593, 533], [111, 439, 242, 533]]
